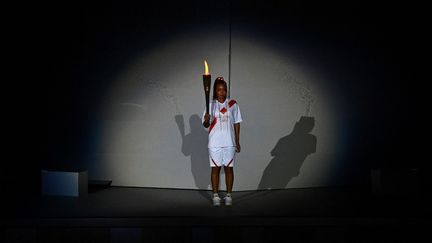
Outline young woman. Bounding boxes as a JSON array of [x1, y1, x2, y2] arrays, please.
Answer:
[[202, 77, 242, 206]]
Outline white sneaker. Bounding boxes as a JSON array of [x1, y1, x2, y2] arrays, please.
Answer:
[[212, 194, 221, 206], [224, 194, 232, 206]]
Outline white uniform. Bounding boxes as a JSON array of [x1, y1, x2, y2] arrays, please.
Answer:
[[202, 98, 243, 167]]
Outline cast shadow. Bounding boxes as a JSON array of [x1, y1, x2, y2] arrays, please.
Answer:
[[258, 116, 317, 190], [175, 114, 212, 202]]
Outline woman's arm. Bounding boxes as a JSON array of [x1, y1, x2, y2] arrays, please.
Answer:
[[234, 123, 241, 152]]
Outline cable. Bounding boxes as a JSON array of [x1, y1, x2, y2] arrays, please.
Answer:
[[228, 0, 232, 99]]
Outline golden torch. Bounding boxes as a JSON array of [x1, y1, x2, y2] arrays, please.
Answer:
[[203, 60, 211, 115]]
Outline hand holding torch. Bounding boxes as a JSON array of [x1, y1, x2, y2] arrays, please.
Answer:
[[203, 60, 211, 127]]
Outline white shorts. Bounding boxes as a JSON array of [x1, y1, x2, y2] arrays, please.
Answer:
[[209, 146, 236, 167]]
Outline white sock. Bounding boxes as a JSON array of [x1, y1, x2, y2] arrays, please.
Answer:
[[226, 193, 231, 197], [213, 193, 219, 197]]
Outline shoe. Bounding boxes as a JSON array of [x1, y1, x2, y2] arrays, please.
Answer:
[[224, 194, 232, 206], [213, 194, 221, 206]]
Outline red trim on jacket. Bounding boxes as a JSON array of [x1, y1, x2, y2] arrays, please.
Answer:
[[209, 117, 217, 133]]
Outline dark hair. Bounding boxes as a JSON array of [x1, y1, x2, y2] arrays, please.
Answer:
[[212, 77, 227, 100]]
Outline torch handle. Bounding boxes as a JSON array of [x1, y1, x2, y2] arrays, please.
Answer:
[[205, 93, 209, 114], [203, 74, 211, 115]]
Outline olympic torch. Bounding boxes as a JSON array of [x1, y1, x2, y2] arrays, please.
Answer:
[[203, 60, 211, 114]]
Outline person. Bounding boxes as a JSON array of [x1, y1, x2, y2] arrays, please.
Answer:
[[202, 77, 242, 206]]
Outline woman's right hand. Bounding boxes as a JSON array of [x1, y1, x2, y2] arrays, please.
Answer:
[[204, 113, 210, 123]]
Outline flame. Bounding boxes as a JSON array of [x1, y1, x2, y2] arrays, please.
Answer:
[[204, 60, 210, 75]]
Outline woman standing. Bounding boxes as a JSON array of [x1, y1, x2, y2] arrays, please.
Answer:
[[202, 77, 243, 206]]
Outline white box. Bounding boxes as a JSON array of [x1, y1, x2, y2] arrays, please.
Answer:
[[41, 170, 88, 197]]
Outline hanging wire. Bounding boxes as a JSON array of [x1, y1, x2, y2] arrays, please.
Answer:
[[228, 0, 232, 99]]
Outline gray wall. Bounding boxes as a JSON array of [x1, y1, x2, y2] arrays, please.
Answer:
[[87, 24, 349, 191], [6, 1, 420, 196]]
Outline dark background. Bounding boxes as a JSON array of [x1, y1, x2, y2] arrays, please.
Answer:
[[4, 1, 427, 195]]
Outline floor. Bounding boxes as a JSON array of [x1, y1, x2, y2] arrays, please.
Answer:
[[2, 186, 431, 242]]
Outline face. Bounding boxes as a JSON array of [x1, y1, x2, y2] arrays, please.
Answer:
[[216, 84, 227, 100]]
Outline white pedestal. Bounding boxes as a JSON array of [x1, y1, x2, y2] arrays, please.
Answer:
[[41, 170, 88, 197]]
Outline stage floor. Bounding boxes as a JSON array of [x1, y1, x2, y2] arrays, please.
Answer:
[[3, 186, 431, 227]]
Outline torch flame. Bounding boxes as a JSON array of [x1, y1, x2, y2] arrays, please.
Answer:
[[204, 60, 210, 75]]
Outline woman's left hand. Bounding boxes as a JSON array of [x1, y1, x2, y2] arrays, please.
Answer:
[[236, 143, 241, 153]]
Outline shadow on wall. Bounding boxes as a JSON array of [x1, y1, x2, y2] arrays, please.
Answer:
[[176, 114, 211, 201], [258, 116, 317, 190]]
